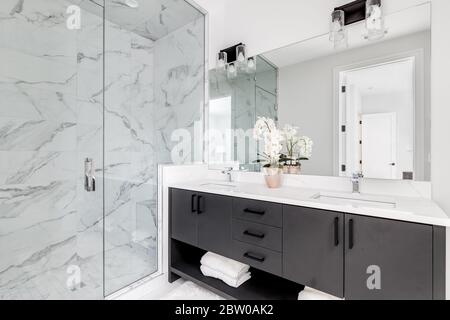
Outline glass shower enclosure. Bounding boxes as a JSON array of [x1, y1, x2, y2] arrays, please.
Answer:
[[0, 0, 205, 299]]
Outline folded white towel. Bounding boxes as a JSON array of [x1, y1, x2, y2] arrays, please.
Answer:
[[200, 265, 251, 288], [298, 287, 342, 300], [200, 252, 250, 279]]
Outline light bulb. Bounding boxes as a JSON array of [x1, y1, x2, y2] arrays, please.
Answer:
[[247, 58, 256, 73], [237, 52, 245, 63], [227, 63, 237, 79]]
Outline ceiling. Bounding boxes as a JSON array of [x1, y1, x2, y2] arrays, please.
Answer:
[[73, 0, 203, 41], [262, 3, 430, 68]]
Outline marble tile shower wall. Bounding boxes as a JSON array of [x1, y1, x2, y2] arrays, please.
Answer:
[[103, 19, 158, 296], [154, 17, 205, 165], [0, 0, 104, 299], [0, 0, 205, 300]]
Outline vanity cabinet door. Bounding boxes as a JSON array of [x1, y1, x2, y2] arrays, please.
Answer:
[[345, 215, 433, 300], [198, 193, 233, 257], [170, 188, 198, 246], [283, 206, 344, 298]]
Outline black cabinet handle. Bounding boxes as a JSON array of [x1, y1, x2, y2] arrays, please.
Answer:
[[243, 230, 265, 239], [334, 217, 339, 246], [191, 194, 197, 213], [243, 208, 265, 216], [197, 195, 203, 214], [244, 252, 265, 263], [349, 219, 354, 249]]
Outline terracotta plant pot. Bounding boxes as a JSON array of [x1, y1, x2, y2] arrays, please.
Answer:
[[287, 164, 301, 175], [263, 167, 283, 189]]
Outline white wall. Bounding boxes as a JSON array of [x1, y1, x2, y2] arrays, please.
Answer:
[[195, 0, 430, 67]]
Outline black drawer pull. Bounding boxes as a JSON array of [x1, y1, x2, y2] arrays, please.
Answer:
[[334, 217, 339, 246], [243, 230, 265, 239], [191, 194, 197, 213], [349, 219, 354, 249], [243, 208, 265, 216], [197, 195, 203, 214], [244, 252, 265, 263]]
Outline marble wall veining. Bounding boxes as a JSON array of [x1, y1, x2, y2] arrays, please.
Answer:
[[103, 18, 159, 296], [154, 16, 206, 165], [0, 0, 104, 300], [0, 0, 205, 299]]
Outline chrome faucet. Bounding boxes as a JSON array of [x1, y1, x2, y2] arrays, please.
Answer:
[[351, 172, 364, 193], [221, 167, 234, 183]]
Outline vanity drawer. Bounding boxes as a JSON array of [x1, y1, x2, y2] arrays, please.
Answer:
[[233, 198, 282, 228], [232, 219, 282, 252], [232, 241, 282, 276]]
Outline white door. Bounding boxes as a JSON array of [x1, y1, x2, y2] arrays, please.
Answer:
[[361, 113, 397, 179]]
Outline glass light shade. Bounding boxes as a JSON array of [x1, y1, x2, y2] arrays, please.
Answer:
[[227, 63, 237, 79], [246, 57, 256, 73], [216, 51, 227, 73], [329, 10, 347, 49], [365, 0, 386, 41], [236, 44, 247, 68]]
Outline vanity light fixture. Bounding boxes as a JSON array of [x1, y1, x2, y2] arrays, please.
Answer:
[[330, 0, 387, 48], [364, 0, 387, 41], [329, 9, 348, 49], [217, 43, 257, 77]]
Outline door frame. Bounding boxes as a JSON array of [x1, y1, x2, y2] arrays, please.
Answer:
[[333, 50, 423, 179]]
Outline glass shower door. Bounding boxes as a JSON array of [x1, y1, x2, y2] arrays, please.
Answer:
[[0, 0, 104, 299]]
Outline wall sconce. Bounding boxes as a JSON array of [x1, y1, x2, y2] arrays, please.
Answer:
[[329, 10, 347, 49], [330, 0, 387, 49], [364, 0, 387, 41], [217, 43, 256, 78], [217, 51, 227, 73]]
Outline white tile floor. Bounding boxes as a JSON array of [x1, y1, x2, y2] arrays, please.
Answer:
[[113, 274, 341, 300]]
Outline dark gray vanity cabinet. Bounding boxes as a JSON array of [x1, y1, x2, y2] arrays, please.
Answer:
[[283, 206, 345, 298], [169, 188, 445, 300], [171, 188, 198, 246], [170, 188, 233, 256], [197, 192, 233, 256], [344, 214, 433, 300]]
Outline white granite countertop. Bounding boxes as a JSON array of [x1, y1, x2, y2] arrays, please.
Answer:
[[169, 180, 450, 227]]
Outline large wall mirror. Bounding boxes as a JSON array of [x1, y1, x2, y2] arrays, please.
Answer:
[[208, 2, 431, 181]]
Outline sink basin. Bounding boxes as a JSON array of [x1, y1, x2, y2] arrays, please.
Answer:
[[200, 183, 237, 192], [311, 192, 396, 209]]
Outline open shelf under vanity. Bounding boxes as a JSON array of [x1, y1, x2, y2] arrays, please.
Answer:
[[169, 239, 304, 300]]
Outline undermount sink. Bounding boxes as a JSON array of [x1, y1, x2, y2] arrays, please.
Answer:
[[200, 182, 237, 191], [311, 192, 397, 209]]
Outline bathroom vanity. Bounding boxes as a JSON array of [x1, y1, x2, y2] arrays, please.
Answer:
[[168, 181, 447, 300]]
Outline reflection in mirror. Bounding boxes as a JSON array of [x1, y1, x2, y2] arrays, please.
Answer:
[[208, 2, 431, 181], [209, 57, 278, 171]]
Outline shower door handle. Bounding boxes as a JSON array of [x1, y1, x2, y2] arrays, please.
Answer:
[[84, 158, 96, 192]]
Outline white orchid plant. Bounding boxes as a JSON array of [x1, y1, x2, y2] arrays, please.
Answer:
[[253, 117, 284, 168], [253, 118, 313, 168], [279, 125, 314, 166]]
